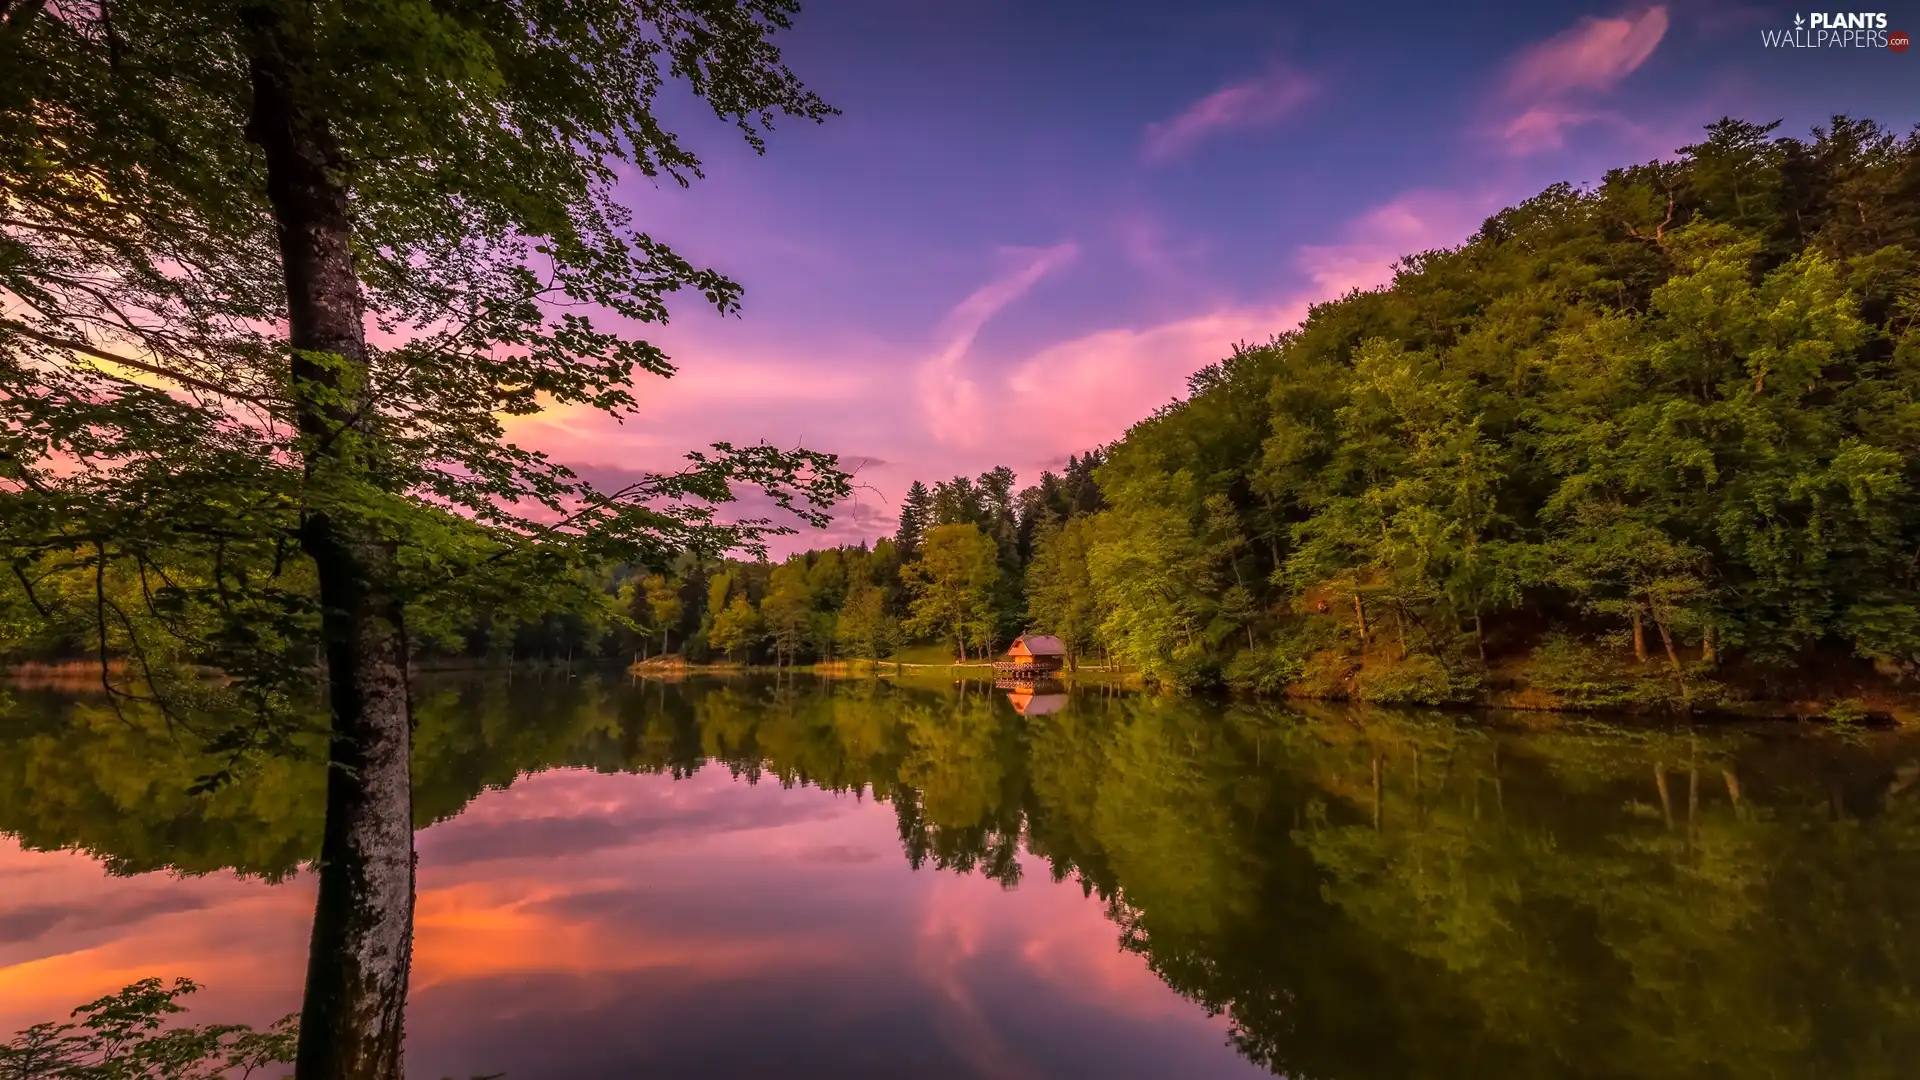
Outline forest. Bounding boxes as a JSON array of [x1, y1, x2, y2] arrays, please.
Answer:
[[10, 115, 1920, 715], [371, 115, 1920, 711]]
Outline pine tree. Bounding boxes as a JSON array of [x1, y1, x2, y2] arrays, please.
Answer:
[[896, 481, 933, 558]]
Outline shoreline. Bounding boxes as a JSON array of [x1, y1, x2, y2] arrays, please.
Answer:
[[10, 656, 1914, 726], [618, 655, 1920, 726]]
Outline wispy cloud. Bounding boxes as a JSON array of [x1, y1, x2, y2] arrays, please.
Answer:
[[1509, 6, 1670, 97], [1141, 67, 1318, 163], [916, 243, 1079, 447], [1493, 6, 1669, 154], [1296, 190, 1497, 295]]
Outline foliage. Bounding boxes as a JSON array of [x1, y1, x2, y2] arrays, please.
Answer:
[[707, 595, 763, 661], [1023, 516, 1103, 667], [0, 0, 847, 736], [899, 524, 999, 660], [829, 115, 1920, 700], [0, 978, 296, 1080]]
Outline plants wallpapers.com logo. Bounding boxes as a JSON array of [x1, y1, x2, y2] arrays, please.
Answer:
[[1762, 11, 1910, 48]]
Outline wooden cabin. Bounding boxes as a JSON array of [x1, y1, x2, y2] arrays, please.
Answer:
[[993, 634, 1066, 678]]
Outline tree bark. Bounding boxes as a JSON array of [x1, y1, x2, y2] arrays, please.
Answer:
[[1352, 592, 1370, 651], [1656, 616, 1681, 672], [1630, 609, 1647, 664], [245, 15, 413, 1080]]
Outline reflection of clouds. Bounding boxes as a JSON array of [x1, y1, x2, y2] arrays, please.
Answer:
[[0, 843, 311, 1034], [918, 857, 1226, 1027], [0, 892, 211, 946], [915, 874, 1051, 1080], [411, 878, 848, 991], [3, 767, 1256, 1078], [418, 768, 850, 867]]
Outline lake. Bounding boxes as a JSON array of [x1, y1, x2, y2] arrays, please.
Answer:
[[4, 675, 1919, 1079]]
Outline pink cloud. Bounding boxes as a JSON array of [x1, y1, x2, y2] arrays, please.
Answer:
[[916, 243, 1080, 447], [1296, 189, 1497, 295], [1492, 6, 1669, 154], [1507, 6, 1670, 98], [992, 305, 1302, 452], [1498, 104, 1614, 154], [499, 184, 1514, 558], [1141, 68, 1318, 163], [1114, 208, 1211, 281]]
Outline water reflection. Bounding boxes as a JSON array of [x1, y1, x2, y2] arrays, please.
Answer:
[[4, 677, 1919, 1078]]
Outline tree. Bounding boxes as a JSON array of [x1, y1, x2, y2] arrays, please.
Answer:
[[0, 3, 842, 1077], [895, 481, 933, 558], [805, 548, 848, 611], [643, 574, 685, 654], [706, 571, 737, 628], [762, 559, 812, 666], [901, 524, 1000, 661], [0, 978, 298, 1080], [1088, 493, 1211, 682], [708, 594, 764, 662], [835, 581, 899, 660], [931, 476, 985, 527], [1024, 517, 1103, 668]]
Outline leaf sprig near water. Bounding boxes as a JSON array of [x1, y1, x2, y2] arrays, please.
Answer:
[[0, 978, 296, 1080]]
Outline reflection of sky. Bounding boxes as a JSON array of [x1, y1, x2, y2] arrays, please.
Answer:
[[1, 767, 1262, 1079]]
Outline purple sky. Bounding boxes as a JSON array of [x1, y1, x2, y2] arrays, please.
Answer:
[[507, 1, 1920, 549]]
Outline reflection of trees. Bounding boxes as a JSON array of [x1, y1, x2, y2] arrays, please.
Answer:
[[1287, 713, 1920, 1079], [0, 675, 617, 878], [7, 681, 1920, 1078]]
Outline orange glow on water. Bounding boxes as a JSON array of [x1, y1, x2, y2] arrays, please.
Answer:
[[1, 768, 1250, 1077]]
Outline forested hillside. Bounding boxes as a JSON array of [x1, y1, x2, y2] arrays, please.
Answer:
[[1054, 115, 1920, 705], [591, 115, 1920, 710]]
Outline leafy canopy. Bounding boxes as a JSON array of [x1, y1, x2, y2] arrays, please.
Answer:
[[0, 0, 847, 721]]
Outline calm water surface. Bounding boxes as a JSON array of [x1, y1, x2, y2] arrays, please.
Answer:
[[4, 676, 1919, 1078]]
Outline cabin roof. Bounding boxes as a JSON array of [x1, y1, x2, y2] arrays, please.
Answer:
[[1008, 634, 1067, 657]]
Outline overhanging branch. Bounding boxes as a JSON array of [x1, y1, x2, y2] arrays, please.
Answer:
[[2, 318, 270, 406]]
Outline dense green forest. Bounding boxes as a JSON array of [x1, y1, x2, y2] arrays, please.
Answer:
[[10, 115, 1920, 714], [546, 115, 1920, 710]]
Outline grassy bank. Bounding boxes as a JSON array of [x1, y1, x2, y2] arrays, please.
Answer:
[[1268, 641, 1920, 725], [623, 642, 1918, 725]]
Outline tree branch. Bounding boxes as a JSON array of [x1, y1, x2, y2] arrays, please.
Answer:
[[0, 215, 101, 243], [0, 0, 49, 36], [1, 318, 270, 406]]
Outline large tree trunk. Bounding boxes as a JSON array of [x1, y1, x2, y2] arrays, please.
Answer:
[[245, 16, 414, 1080]]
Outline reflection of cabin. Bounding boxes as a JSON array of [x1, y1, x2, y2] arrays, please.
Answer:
[[992, 634, 1066, 678], [1005, 684, 1069, 717]]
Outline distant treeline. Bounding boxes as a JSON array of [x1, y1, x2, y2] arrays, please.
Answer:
[[415, 452, 1114, 667]]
